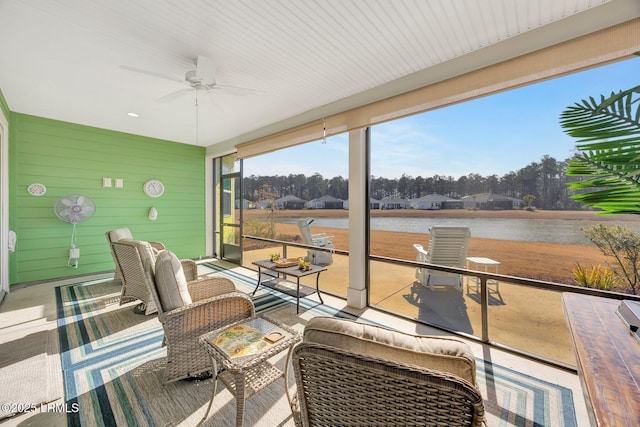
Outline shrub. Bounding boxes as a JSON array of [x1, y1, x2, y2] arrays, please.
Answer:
[[243, 218, 276, 249], [276, 233, 300, 242], [584, 224, 640, 294], [572, 263, 616, 291]]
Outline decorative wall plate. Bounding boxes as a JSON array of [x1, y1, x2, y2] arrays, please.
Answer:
[[27, 183, 47, 196], [143, 179, 164, 198]]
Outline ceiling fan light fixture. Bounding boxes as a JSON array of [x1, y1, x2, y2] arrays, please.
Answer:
[[185, 70, 214, 88], [127, 112, 139, 117], [185, 69, 198, 83]]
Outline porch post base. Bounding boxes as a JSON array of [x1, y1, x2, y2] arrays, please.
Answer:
[[347, 287, 367, 309]]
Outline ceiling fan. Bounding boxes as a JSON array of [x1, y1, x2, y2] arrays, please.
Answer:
[[121, 55, 256, 103]]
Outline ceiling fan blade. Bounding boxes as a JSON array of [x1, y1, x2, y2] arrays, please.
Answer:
[[195, 55, 216, 84], [156, 87, 194, 103], [203, 91, 225, 115], [214, 84, 263, 96], [120, 65, 184, 83]]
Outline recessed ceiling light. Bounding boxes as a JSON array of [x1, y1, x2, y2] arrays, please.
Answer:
[[127, 112, 139, 118]]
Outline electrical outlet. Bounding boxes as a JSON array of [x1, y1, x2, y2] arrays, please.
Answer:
[[70, 248, 80, 258]]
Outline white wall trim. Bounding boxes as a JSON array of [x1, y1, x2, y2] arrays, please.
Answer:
[[0, 108, 9, 294], [205, 156, 213, 258]]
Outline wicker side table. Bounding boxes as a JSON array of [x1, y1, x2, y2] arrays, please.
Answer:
[[198, 315, 301, 427]]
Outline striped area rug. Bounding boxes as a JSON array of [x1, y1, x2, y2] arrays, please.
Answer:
[[56, 265, 577, 426]]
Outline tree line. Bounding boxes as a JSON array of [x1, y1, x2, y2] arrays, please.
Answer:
[[243, 154, 585, 210]]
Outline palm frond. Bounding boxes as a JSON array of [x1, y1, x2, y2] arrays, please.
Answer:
[[594, 84, 640, 114], [562, 88, 640, 215], [560, 93, 640, 150]]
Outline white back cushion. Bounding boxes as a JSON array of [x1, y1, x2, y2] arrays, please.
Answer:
[[154, 250, 192, 312]]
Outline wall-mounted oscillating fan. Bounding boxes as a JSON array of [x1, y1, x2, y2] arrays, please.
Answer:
[[54, 194, 96, 268]]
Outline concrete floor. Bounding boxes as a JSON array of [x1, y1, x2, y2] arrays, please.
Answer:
[[0, 273, 111, 427]]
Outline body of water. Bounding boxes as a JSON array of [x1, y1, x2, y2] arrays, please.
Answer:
[[290, 216, 640, 245]]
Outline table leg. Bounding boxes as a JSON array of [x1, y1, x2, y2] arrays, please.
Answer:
[[467, 261, 479, 295], [252, 266, 262, 296], [198, 358, 219, 426], [284, 345, 295, 408], [315, 272, 324, 304], [234, 371, 246, 427], [284, 344, 300, 423], [296, 278, 300, 314]]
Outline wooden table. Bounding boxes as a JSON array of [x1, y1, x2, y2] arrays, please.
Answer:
[[562, 293, 640, 426], [252, 259, 326, 313]]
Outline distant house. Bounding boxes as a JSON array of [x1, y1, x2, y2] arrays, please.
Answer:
[[342, 198, 380, 209], [409, 193, 450, 210], [306, 198, 322, 209], [461, 193, 515, 210], [343, 198, 380, 209], [441, 199, 464, 209], [380, 196, 409, 210], [508, 197, 523, 209], [255, 200, 273, 210], [306, 194, 344, 209], [274, 194, 305, 210], [235, 198, 251, 209]]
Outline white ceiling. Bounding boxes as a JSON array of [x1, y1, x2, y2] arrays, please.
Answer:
[[1, 0, 638, 151]]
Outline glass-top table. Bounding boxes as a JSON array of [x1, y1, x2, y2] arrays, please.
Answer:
[[198, 315, 301, 426]]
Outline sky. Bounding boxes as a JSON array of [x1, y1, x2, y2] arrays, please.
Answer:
[[244, 57, 640, 180]]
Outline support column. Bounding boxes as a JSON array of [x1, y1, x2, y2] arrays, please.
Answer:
[[347, 128, 367, 309], [205, 157, 214, 257]]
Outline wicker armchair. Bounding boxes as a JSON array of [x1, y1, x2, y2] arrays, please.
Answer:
[[111, 241, 254, 381], [106, 228, 170, 310], [151, 248, 255, 383], [289, 317, 485, 427]]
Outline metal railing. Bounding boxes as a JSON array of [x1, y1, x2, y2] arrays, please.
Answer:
[[242, 234, 640, 371], [242, 235, 349, 259]]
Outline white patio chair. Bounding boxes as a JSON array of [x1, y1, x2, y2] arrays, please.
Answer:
[[296, 218, 335, 266], [414, 226, 471, 291]]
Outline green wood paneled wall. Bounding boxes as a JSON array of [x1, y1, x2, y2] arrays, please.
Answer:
[[9, 113, 207, 284]]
